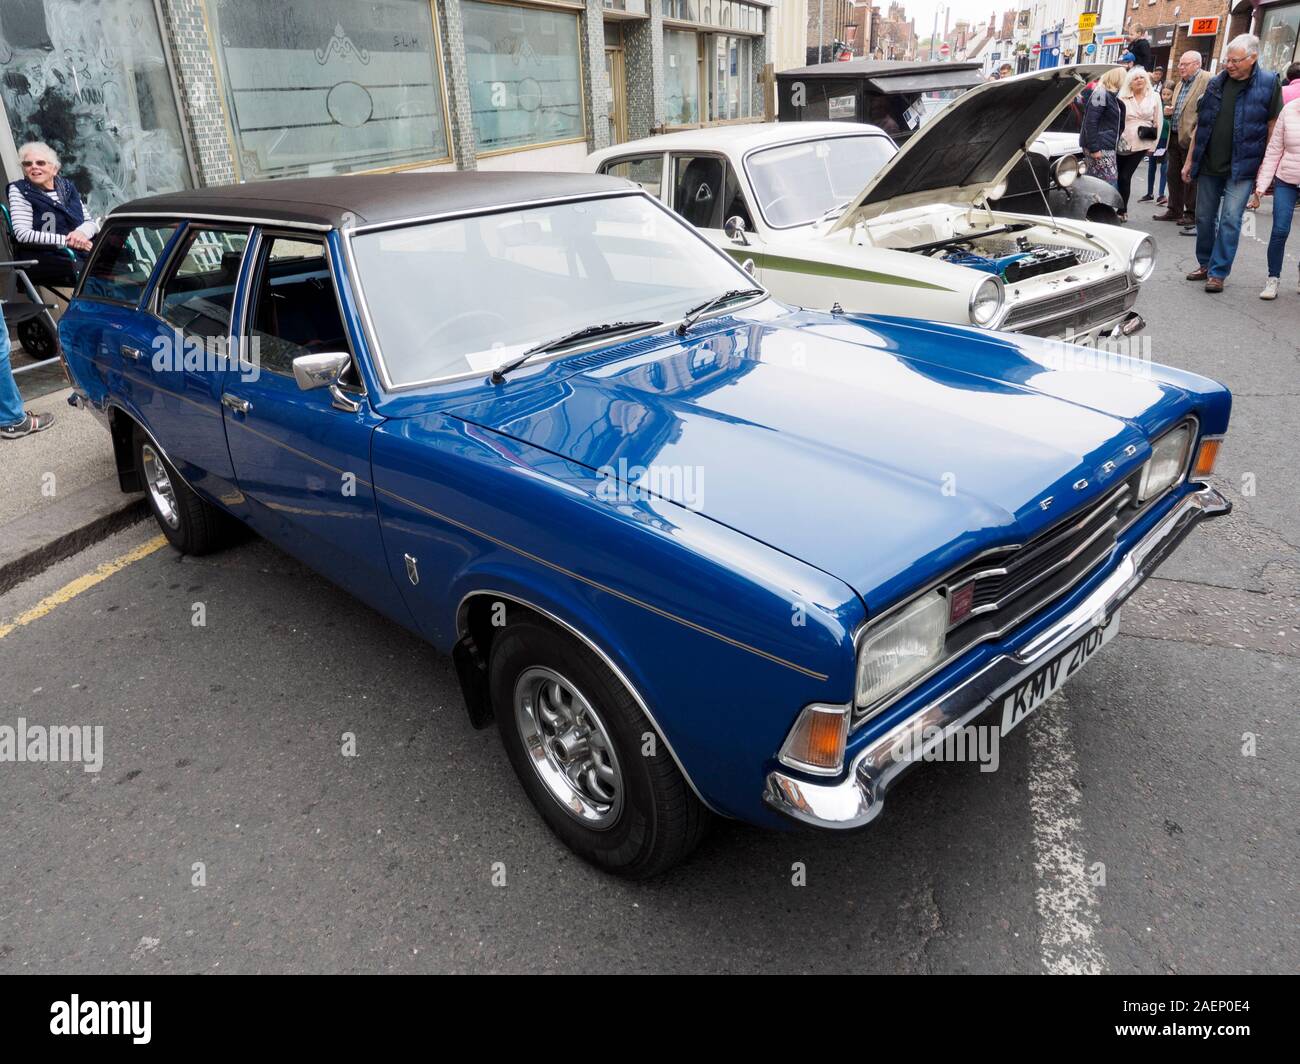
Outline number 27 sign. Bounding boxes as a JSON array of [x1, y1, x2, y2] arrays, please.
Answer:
[[1189, 16, 1220, 36]]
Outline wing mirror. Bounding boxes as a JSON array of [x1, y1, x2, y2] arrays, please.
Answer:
[[724, 215, 750, 245], [292, 351, 362, 413]]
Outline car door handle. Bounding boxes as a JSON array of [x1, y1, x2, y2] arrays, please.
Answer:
[[121, 344, 143, 361], [221, 394, 251, 415]]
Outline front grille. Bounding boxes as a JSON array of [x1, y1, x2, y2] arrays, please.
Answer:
[[1001, 274, 1132, 330], [943, 471, 1144, 659], [1015, 292, 1134, 338]]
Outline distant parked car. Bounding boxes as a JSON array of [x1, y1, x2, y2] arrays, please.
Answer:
[[589, 67, 1151, 340], [59, 172, 1230, 876]]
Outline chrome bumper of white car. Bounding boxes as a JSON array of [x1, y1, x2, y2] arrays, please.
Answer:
[[763, 484, 1231, 830]]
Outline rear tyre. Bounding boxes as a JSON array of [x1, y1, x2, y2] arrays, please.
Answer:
[[489, 619, 708, 878], [135, 429, 232, 555]]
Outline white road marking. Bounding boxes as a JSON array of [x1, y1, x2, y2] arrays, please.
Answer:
[[1026, 689, 1107, 975]]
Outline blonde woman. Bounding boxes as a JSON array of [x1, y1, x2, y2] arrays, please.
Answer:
[[1081, 67, 1127, 189], [1117, 67, 1161, 220]]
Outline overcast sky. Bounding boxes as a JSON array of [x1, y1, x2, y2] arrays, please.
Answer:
[[892, 0, 1008, 38]]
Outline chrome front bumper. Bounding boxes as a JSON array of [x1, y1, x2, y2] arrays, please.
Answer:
[[764, 484, 1231, 830]]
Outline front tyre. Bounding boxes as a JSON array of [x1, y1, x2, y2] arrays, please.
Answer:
[[489, 619, 708, 878], [135, 429, 233, 555]]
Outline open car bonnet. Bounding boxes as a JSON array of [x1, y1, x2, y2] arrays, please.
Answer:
[[828, 64, 1109, 232]]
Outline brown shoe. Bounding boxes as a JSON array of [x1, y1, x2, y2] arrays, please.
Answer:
[[1186, 267, 1208, 281], [1177, 215, 1195, 226], [1205, 277, 1225, 293], [1152, 211, 1180, 221]]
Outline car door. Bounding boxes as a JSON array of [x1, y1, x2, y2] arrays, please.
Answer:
[[219, 229, 411, 625], [666, 152, 765, 278], [104, 223, 248, 504]]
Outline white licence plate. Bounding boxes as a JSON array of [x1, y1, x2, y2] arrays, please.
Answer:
[[999, 612, 1120, 736]]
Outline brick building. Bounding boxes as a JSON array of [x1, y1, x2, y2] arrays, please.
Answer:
[[806, 0, 857, 61], [0, 0, 777, 221]]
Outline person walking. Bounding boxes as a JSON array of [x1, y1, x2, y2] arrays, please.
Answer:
[[0, 317, 55, 440], [1156, 51, 1212, 227], [1251, 96, 1300, 299], [1141, 68, 1169, 204], [1183, 34, 1283, 292], [1082, 67, 1126, 190], [1117, 67, 1160, 219]]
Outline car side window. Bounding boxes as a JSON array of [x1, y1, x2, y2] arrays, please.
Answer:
[[79, 224, 177, 305], [156, 228, 250, 341], [600, 155, 664, 199], [671, 155, 752, 230], [246, 236, 350, 380]]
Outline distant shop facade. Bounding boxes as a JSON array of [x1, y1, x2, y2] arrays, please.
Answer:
[[0, 0, 773, 219]]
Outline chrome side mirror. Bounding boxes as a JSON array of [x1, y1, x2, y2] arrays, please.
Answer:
[[724, 215, 750, 245], [291, 351, 362, 413]]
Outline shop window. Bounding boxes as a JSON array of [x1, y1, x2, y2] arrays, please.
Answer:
[[462, 1, 584, 153], [1260, 7, 1300, 74], [665, 29, 701, 124], [202, 0, 451, 178], [0, 0, 192, 218]]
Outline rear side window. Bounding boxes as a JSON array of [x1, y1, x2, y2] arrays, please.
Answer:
[[157, 228, 250, 340], [80, 224, 176, 305], [600, 155, 664, 199]]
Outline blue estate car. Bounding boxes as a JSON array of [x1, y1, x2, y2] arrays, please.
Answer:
[[58, 173, 1231, 877]]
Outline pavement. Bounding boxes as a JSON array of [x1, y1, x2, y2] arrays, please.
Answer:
[[0, 210, 1295, 974]]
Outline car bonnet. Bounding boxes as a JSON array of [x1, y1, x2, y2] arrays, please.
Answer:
[[827, 64, 1111, 232], [446, 311, 1189, 610]]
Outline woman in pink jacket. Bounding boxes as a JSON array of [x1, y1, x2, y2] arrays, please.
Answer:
[[1250, 97, 1300, 300]]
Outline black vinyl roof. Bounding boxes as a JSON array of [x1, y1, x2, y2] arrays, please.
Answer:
[[108, 171, 634, 229]]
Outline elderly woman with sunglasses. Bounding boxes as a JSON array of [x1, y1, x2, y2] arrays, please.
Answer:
[[6, 141, 97, 287]]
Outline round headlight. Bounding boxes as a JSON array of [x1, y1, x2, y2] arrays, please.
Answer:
[[968, 275, 1004, 327], [1054, 154, 1079, 188], [1129, 234, 1156, 281]]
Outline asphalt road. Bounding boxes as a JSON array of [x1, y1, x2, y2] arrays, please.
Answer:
[[0, 213, 1296, 974]]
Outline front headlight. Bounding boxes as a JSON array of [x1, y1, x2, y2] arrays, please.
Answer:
[[1129, 235, 1156, 281], [1054, 154, 1079, 188], [855, 591, 948, 714], [1138, 423, 1193, 502], [968, 275, 1004, 327]]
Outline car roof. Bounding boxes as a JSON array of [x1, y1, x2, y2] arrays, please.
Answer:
[[775, 58, 980, 80], [590, 122, 889, 164], [107, 172, 634, 230]]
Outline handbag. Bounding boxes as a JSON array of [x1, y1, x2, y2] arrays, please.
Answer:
[[1138, 124, 1158, 141]]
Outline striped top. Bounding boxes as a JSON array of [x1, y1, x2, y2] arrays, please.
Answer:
[[7, 183, 98, 246]]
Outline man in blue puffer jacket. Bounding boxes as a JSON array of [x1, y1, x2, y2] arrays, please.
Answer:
[[1182, 34, 1283, 291]]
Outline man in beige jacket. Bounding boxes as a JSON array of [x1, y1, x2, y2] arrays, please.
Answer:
[[1155, 51, 1212, 226]]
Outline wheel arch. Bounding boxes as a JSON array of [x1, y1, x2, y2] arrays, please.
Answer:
[[453, 587, 722, 816]]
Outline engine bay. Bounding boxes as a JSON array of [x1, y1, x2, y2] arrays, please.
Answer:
[[939, 240, 1083, 283]]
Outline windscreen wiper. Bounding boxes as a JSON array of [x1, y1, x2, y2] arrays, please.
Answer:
[[489, 320, 662, 384], [676, 287, 765, 336]]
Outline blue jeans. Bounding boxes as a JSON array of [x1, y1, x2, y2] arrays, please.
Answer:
[[1146, 154, 1168, 198], [0, 318, 28, 427], [1266, 179, 1298, 278], [1195, 173, 1254, 279]]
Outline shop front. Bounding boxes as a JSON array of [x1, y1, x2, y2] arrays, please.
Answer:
[[1255, 0, 1300, 74]]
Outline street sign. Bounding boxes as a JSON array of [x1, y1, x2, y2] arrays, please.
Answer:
[[1085, 42, 1096, 55], [1080, 29, 1094, 46], [1189, 16, 1220, 36], [940, 43, 951, 56], [1031, 42, 1041, 55], [1078, 13, 1098, 31]]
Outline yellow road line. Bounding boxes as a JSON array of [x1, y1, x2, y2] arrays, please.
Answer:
[[0, 535, 168, 641]]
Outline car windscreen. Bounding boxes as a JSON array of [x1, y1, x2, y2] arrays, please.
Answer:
[[349, 194, 752, 387], [745, 135, 896, 228]]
